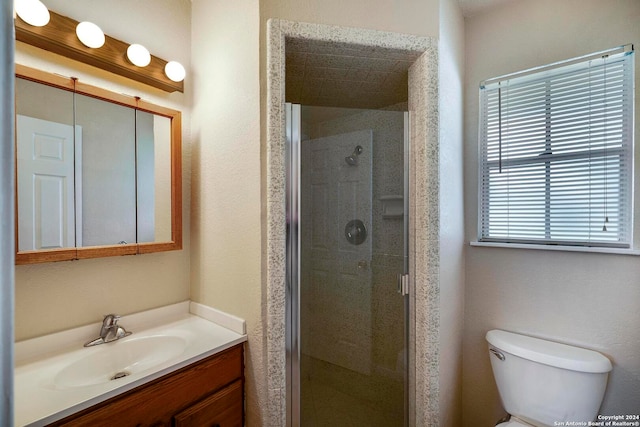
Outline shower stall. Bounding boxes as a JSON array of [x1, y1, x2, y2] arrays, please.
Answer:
[[286, 103, 410, 426]]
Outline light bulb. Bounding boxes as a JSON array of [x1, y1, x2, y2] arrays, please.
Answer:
[[127, 44, 151, 67], [15, 0, 50, 27], [76, 21, 105, 48], [164, 61, 185, 82]]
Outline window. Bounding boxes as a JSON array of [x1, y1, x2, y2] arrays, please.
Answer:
[[478, 45, 635, 248]]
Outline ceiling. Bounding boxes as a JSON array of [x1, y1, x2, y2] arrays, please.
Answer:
[[285, 38, 421, 110], [285, 0, 516, 110], [457, 0, 519, 17]]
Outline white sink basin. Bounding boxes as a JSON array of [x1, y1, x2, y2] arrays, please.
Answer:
[[53, 335, 188, 389], [15, 304, 247, 427]]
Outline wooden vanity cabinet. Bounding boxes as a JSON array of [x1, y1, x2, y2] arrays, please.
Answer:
[[48, 344, 244, 427]]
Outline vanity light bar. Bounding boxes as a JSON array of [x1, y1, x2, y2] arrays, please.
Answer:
[[15, 10, 184, 93]]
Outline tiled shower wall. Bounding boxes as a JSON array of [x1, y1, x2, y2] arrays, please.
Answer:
[[308, 107, 406, 378], [299, 126, 375, 375]]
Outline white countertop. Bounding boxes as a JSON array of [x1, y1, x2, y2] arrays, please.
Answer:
[[14, 301, 247, 427]]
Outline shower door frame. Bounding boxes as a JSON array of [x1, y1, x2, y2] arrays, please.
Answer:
[[285, 103, 411, 426], [285, 103, 301, 425]]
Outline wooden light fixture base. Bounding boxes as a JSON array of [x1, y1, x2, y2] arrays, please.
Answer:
[[15, 10, 184, 93]]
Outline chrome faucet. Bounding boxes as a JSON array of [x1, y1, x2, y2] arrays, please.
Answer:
[[84, 314, 132, 347]]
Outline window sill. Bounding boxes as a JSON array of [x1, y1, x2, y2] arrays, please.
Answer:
[[469, 241, 640, 256]]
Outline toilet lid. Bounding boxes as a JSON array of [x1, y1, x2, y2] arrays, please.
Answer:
[[496, 420, 531, 427]]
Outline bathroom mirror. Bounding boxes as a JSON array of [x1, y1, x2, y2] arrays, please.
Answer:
[[15, 65, 182, 264]]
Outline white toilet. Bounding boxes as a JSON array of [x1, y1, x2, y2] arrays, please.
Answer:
[[486, 329, 612, 427]]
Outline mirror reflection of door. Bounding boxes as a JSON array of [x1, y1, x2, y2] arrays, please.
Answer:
[[17, 116, 82, 251], [16, 77, 76, 252], [16, 76, 158, 250]]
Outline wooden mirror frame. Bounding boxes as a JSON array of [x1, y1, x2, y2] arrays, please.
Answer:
[[15, 64, 182, 265]]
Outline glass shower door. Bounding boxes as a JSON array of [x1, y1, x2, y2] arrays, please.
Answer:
[[287, 103, 408, 427]]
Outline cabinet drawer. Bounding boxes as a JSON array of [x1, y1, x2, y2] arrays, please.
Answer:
[[173, 379, 242, 427]]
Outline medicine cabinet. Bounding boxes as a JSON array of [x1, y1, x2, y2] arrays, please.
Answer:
[[15, 65, 182, 264]]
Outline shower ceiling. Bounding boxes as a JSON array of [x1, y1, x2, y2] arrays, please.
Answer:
[[285, 38, 421, 109]]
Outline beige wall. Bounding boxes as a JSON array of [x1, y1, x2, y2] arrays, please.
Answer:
[[463, 1, 640, 425], [189, 0, 264, 425], [438, 0, 465, 425], [14, 0, 192, 341], [201, 2, 443, 425], [261, 0, 438, 37]]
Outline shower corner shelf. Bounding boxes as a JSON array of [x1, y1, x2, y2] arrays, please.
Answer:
[[380, 195, 404, 218]]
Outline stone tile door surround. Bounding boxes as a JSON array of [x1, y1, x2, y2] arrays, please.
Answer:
[[265, 19, 440, 426]]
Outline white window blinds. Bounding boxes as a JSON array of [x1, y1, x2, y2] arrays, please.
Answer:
[[478, 45, 635, 248]]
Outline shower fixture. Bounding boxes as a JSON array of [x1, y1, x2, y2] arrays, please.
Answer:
[[345, 145, 363, 166]]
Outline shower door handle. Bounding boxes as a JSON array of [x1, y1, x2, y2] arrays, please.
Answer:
[[397, 273, 409, 296]]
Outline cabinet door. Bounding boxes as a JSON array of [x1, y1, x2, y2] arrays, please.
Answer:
[[173, 379, 243, 427]]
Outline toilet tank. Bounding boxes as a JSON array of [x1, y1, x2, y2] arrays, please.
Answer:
[[486, 330, 612, 427]]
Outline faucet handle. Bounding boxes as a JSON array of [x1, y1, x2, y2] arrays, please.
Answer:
[[102, 314, 121, 328]]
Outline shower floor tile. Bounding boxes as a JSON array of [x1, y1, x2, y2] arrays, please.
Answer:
[[300, 355, 404, 426]]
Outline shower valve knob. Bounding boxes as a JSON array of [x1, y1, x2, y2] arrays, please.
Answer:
[[344, 219, 367, 245]]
